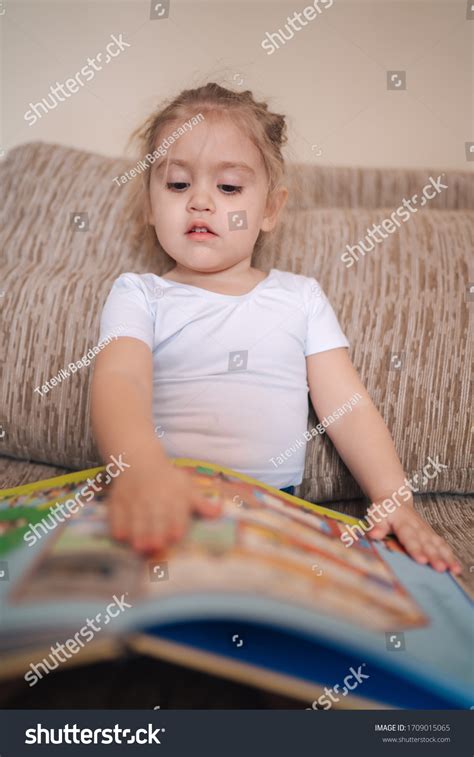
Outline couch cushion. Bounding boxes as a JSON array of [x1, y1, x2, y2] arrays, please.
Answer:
[[0, 455, 70, 489], [284, 164, 474, 211], [0, 142, 472, 501], [261, 207, 472, 501]]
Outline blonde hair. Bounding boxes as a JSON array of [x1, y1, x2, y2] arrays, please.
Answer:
[[126, 82, 288, 268]]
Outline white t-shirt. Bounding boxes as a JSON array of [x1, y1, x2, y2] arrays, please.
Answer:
[[99, 268, 349, 488]]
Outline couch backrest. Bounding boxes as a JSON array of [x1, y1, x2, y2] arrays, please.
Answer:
[[284, 163, 474, 210]]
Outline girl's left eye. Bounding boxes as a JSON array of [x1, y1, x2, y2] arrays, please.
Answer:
[[166, 182, 189, 191], [166, 182, 242, 194], [218, 184, 243, 194]]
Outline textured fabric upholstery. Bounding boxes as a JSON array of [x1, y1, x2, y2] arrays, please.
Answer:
[[0, 142, 472, 505]]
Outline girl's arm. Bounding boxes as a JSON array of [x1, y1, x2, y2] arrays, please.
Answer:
[[90, 337, 220, 551], [306, 348, 461, 574], [91, 337, 165, 465]]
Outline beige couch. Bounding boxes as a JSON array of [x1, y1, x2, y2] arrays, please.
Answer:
[[1, 141, 472, 596]]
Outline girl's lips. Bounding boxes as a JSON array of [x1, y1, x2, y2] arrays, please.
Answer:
[[186, 230, 217, 239]]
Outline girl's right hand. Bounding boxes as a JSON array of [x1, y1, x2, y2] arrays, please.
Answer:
[[107, 451, 222, 552]]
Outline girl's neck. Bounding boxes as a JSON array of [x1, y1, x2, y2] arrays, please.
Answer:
[[163, 263, 269, 296]]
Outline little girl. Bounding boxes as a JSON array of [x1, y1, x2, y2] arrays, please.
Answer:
[[91, 82, 460, 574]]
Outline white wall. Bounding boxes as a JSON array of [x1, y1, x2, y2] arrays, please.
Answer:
[[1, 0, 473, 169]]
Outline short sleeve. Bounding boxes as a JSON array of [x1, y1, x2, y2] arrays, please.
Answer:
[[304, 278, 349, 357], [99, 273, 154, 350]]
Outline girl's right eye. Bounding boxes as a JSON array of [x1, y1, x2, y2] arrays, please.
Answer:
[[166, 182, 189, 192]]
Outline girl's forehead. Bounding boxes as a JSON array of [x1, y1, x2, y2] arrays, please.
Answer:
[[158, 115, 263, 166], [156, 157, 257, 178]]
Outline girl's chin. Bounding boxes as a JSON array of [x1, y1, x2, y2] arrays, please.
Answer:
[[172, 258, 236, 274], [177, 249, 223, 265]]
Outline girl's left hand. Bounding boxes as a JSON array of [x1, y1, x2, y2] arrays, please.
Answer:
[[366, 502, 462, 574]]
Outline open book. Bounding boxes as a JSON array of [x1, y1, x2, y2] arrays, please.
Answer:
[[0, 459, 472, 708]]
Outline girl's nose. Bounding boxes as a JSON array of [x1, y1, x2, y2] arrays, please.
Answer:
[[186, 186, 215, 213]]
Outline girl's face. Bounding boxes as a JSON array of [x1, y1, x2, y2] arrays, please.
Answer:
[[147, 114, 286, 273]]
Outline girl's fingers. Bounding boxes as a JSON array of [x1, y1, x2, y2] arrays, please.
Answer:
[[423, 538, 461, 573], [393, 522, 428, 564], [439, 546, 462, 574], [105, 467, 225, 554], [367, 521, 390, 540], [391, 516, 463, 574], [421, 540, 447, 572], [131, 503, 168, 552], [108, 498, 128, 541], [379, 509, 461, 574]]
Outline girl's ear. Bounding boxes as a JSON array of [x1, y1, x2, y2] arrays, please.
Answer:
[[261, 186, 288, 232]]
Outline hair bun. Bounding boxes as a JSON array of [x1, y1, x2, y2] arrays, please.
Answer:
[[267, 114, 287, 147]]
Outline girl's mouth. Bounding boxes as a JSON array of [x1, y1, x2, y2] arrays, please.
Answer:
[[186, 222, 217, 239]]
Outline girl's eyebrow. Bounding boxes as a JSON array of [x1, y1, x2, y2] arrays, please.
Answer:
[[155, 159, 255, 176], [216, 161, 255, 175]]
